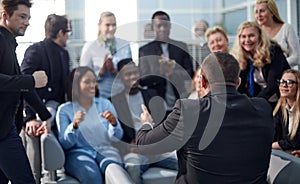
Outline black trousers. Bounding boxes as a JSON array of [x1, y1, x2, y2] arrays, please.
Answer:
[[0, 125, 35, 184]]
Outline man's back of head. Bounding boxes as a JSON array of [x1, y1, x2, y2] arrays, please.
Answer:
[[201, 52, 240, 87], [45, 14, 70, 39]]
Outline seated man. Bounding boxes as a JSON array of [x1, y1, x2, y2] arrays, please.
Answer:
[[137, 52, 274, 183], [111, 58, 178, 184]]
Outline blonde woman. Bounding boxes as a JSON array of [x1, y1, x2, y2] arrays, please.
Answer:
[[231, 21, 290, 108], [80, 11, 132, 99], [255, 0, 300, 70], [205, 26, 230, 53], [272, 69, 300, 151]]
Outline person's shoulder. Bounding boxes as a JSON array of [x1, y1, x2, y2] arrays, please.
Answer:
[[57, 101, 72, 111], [282, 23, 293, 30], [169, 38, 187, 45], [169, 39, 188, 47], [115, 37, 129, 44], [82, 40, 97, 48], [95, 97, 112, 105], [248, 96, 272, 111], [26, 40, 45, 50], [139, 40, 157, 50], [270, 41, 283, 52], [176, 97, 203, 107]]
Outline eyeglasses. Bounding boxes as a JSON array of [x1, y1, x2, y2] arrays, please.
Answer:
[[63, 29, 72, 36], [277, 79, 298, 87]]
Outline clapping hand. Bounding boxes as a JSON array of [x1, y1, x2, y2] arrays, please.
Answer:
[[159, 54, 176, 76], [100, 110, 117, 126], [99, 55, 117, 76], [73, 110, 86, 128]]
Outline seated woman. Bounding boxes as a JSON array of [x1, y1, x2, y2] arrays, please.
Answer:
[[56, 66, 132, 184], [273, 69, 300, 151]]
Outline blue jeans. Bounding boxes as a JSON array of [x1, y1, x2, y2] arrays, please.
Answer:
[[64, 150, 123, 184], [124, 152, 178, 184], [0, 125, 35, 184]]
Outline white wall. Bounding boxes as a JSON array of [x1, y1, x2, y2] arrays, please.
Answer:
[[84, 0, 138, 42]]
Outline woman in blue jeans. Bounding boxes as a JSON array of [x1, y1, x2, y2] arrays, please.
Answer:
[[56, 66, 131, 183]]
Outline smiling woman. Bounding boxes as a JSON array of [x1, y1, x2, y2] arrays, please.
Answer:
[[231, 21, 290, 109], [272, 69, 300, 151]]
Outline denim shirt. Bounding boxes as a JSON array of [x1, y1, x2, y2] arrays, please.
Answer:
[[56, 97, 123, 158]]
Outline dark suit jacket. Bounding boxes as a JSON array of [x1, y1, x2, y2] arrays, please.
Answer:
[[137, 86, 274, 184], [138, 39, 193, 99], [0, 26, 51, 139], [21, 39, 70, 122], [274, 110, 300, 150], [238, 43, 290, 100], [111, 88, 165, 144]]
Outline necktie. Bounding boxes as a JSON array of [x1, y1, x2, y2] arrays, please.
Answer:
[[248, 59, 255, 97]]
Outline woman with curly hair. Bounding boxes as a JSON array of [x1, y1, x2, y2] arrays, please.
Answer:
[[272, 69, 300, 151], [231, 21, 290, 108]]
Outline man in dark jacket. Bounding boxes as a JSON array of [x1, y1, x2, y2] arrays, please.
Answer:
[[0, 0, 51, 183], [138, 10, 194, 117], [137, 52, 274, 184], [20, 14, 71, 184]]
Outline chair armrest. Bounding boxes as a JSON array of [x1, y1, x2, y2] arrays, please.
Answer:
[[268, 149, 300, 184], [41, 133, 65, 171]]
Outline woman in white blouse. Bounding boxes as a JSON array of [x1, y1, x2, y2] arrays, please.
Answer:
[[80, 11, 132, 99], [255, 0, 300, 70]]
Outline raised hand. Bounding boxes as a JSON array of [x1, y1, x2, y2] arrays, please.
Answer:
[[140, 104, 154, 126], [32, 70, 48, 88], [100, 110, 117, 126]]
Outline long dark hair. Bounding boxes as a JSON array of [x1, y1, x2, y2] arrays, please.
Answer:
[[67, 67, 99, 102]]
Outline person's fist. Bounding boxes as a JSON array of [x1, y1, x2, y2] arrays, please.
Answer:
[[32, 71, 48, 88]]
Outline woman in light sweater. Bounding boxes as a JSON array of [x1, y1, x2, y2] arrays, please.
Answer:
[[255, 0, 300, 70]]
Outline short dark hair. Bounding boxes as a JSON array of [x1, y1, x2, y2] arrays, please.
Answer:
[[1, 0, 32, 17], [201, 52, 240, 85], [151, 10, 170, 21], [67, 67, 99, 101], [45, 14, 70, 39], [117, 58, 134, 71]]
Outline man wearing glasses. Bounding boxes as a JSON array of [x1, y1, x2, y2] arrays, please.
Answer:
[[20, 14, 71, 184]]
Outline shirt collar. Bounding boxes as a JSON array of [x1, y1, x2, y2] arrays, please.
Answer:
[[0, 26, 18, 48], [285, 104, 294, 113]]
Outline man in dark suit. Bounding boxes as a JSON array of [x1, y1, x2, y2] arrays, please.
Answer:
[[138, 10, 193, 117], [137, 52, 274, 184], [0, 0, 51, 183], [20, 14, 71, 184], [111, 58, 177, 184]]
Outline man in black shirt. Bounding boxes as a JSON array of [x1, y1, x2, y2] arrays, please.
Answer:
[[0, 0, 51, 183]]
